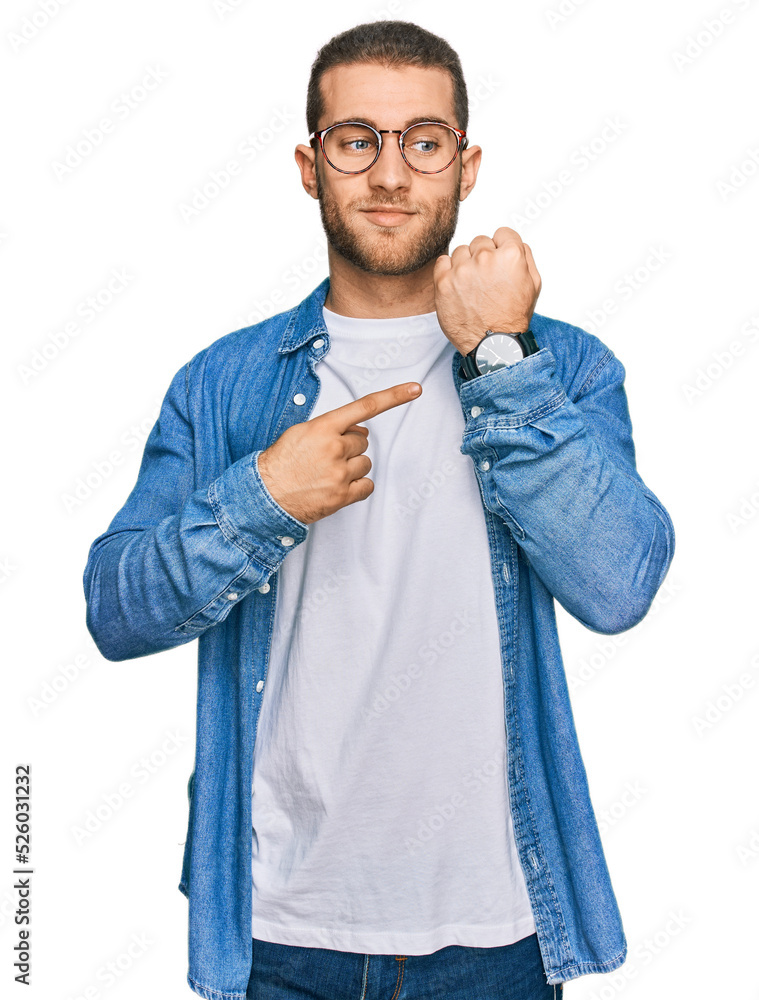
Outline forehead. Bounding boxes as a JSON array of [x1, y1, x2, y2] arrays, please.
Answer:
[[318, 62, 457, 129]]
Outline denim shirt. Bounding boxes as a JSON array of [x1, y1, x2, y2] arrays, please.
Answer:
[[82, 275, 675, 996]]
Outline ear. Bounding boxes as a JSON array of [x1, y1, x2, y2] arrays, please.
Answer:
[[295, 143, 319, 199], [458, 144, 482, 202]]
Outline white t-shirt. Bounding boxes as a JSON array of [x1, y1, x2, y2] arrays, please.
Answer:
[[250, 304, 536, 954]]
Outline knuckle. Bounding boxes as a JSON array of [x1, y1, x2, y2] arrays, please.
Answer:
[[328, 436, 345, 460], [503, 244, 522, 262], [330, 466, 347, 492], [362, 395, 380, 418]]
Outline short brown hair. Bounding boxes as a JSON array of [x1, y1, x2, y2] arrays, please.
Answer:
[[306, 20, 469, 135]]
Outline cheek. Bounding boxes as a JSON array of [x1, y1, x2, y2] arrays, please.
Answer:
[[418, 178, 458, 207], [330, 182, 370, 214]]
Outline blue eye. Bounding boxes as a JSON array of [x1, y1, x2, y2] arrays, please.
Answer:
[[411, 139, 437, 153]]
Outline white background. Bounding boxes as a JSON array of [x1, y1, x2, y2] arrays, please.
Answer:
[[2, 0, 758, 997]]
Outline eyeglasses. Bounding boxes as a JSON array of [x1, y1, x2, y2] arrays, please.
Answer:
[[309, 120, 468, 175]]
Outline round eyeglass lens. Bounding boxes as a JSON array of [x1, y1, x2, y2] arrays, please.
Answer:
[[402, 123, 459, 171], [323, 124, 379, 170]]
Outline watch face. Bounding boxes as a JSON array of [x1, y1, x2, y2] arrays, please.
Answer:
[[475, 333, 525, 373]]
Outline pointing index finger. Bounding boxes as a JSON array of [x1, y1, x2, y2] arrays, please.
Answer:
[[322, 382, 422, 433]]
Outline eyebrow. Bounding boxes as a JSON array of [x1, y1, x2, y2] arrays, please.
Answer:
[[323, 114, 454, 130]]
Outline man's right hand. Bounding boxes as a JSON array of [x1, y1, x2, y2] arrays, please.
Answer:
[[256, 382, 423, 525]]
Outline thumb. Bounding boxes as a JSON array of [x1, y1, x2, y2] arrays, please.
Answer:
[[433, 254, 452, 281]]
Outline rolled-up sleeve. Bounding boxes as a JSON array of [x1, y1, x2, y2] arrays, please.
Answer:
[[458, 347, 675, 634]]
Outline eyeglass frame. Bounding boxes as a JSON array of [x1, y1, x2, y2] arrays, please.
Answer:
[[308, 120, 469, 175]]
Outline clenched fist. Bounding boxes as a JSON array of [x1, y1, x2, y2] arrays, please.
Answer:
[[257, 381, 423, 525], [433, 226, 542, 356]]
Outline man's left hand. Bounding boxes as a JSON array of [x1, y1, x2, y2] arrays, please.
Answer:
[[433, 227, 542, 357]]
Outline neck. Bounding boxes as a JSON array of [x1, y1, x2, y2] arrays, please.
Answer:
[[323, 247, 438, 318]]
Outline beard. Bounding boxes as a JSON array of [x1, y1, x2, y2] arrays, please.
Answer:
[[315, 161, 461, 276]]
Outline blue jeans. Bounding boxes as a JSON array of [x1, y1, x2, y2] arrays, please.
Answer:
[[246, 932, 562, 999]]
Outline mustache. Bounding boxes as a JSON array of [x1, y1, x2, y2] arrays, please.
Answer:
[[355, 200, 420, 213]]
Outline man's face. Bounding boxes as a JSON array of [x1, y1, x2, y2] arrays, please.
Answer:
[[303, 62, 474, 277]]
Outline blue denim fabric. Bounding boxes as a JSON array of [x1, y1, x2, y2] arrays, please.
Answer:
[[246, 933, 562, 999], [82, 276, 675, 998]]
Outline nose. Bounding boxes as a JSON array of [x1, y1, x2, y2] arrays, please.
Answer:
[[367, 133, 411, 191]]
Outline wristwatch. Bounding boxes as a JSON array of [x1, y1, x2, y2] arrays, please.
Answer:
[[459, 329, 540, 381]]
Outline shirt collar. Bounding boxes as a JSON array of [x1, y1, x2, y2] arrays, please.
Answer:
[[278, 276, 330, 354]]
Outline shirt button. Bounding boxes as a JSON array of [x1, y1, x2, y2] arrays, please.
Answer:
[[313, 339, 324, 349], [281, 536, 295, 546], [258, 583, 270, 594], [256, 680, 264, 693], [479, 460, 490, 471], [470, 406, 482, 417], [293, 393, 306, 405], [227, 591, 239, 601]]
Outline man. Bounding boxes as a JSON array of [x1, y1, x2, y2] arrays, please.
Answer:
[[82, 20, 675, 1000]]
